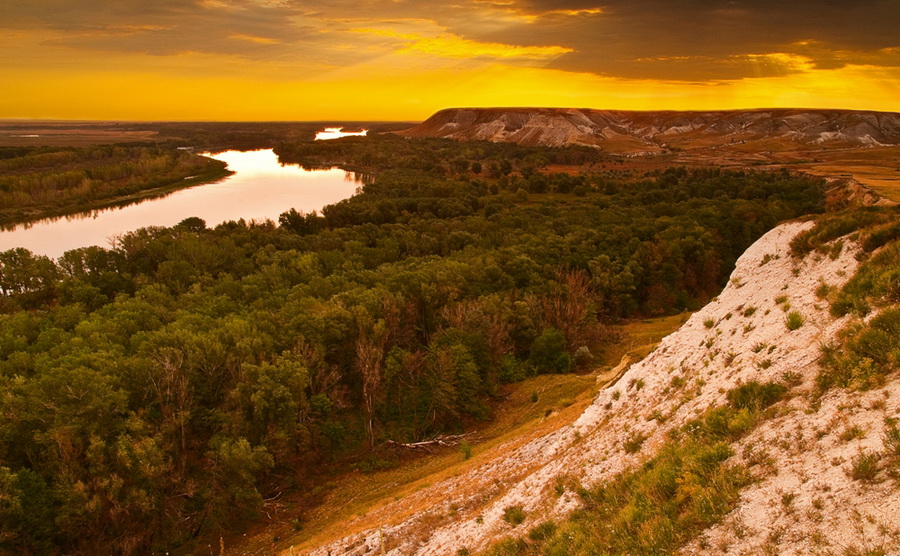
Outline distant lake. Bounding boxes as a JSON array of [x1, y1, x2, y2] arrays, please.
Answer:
[[0, 149, 362, 259], [315, 127, 368, 140]]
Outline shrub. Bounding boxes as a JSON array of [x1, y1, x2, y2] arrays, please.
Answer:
[[885, 419, 900, 457], [624, 432, 647, 454], [484, 537, 527, 556], [460, 441, 472, 460], [785, 311, 805, 331], [751, 341, 768, 353], [502, 505, 526, 526], [529, 328, 573, 373], [839, 425, 867, 442], [760, 253, 778, 266], [781, 371, 802, 386], [704, 318, 715, 329], [818, 307, 900, 391], [848, 451, 881, 482], [573, 346, 594, 370], [862, 219, 900, 252], [727, 381, 787, 411], [831, 241, 900, 317], [498, 354, 528, 383], [790, 208, 892, 257]]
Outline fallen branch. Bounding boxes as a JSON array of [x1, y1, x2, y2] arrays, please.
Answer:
[[384, 434, 472, 452]]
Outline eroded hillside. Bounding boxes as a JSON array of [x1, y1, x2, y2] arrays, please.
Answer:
[[400, 108, 900, 151], [298, 212, 900, 555], [400, 108, 900, 203]]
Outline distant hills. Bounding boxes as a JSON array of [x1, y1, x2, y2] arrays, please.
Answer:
[[399, 108, 900, 153]]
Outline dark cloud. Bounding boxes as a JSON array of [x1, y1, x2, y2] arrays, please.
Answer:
[[3, 0, 899, 80], [465, 0, 900, 79]]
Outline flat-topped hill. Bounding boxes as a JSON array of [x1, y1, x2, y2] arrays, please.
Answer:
[[399, 107, 900, 152]]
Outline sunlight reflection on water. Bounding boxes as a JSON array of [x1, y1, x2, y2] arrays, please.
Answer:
[[0, 149, 362, 258], [314, 127, 368, 140]]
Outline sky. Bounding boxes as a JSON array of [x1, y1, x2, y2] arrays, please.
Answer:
[[3, 0, 899, 121]]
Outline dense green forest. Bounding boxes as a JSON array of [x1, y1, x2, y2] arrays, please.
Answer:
[[0, 145, 229, 227], [0, 136, 825, 554]]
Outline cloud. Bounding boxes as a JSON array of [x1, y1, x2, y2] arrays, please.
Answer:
[[464, 0, 900, 80], [2, 0, 899, 83], [352, 28, 572, 61]]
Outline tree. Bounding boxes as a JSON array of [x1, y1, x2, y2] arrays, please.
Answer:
[[529, 328, 572, 373], [356, 314, 387, 449]]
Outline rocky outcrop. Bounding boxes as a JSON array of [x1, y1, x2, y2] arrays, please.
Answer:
[[398, 108, 900, 151], [306, 219, 900, 555]]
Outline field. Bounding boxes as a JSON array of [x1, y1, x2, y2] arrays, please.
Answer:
[[0, 121, 414, 149], [675, 142, 900, 203]]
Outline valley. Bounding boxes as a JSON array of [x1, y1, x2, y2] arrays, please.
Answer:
[[0, 110, 898, 555]]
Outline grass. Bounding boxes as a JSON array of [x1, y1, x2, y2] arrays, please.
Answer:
[[848, 451, 881, 482], [483, 381, 787, 556], [623, 432, 647, 454], [813, 210, 900, 391], [839, 425, 867, 442], [502, 505, 526, 526], [785, 311, 805, 331], [789, 207, 897, 257], [237, 315, 689, 554], [751, 341, 768, 353]]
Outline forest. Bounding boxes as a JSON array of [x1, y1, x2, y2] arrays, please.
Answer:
[[0, 145, 229, 228], [0, 135, 826, 554]]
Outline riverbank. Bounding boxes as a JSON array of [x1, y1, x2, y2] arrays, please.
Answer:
[[0, 159, 232, 231]]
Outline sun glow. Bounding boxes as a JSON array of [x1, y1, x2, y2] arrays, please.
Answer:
[[2, 0, 898, 121]]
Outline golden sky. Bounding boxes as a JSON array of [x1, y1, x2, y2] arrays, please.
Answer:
[[3, 0, 899, 121]]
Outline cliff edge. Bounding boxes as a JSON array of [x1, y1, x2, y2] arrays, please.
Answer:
[[398, 108, 900, 153], [305, 216, 900, 555]]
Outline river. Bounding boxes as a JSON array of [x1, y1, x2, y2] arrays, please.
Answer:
[[0, 149, 362, 259]]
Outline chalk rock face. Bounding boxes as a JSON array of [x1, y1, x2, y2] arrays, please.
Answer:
[[399, 108, 900, 151], [308, 220, 900, 555]]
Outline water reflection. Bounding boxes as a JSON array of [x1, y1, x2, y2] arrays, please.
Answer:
[[315, 127, 368, 140], [0, 149, 362, 258]]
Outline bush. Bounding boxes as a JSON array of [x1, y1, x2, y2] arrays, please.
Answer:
[[726, 381, 787, 411], [785, 311, 805, 331], [502, 505, 526, 526], [573, 346, 594, 370], [624, 432, 647, 454], [460, 441, 472, 460], [789, 208, 892, 257], [848, 451, 881, 482], [498, 354, 528, 383], [818, 307, 900, 391], [529, 328, 573, 373]]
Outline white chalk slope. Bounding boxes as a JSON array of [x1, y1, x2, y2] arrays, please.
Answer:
[[311, 220, 900, 555]]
